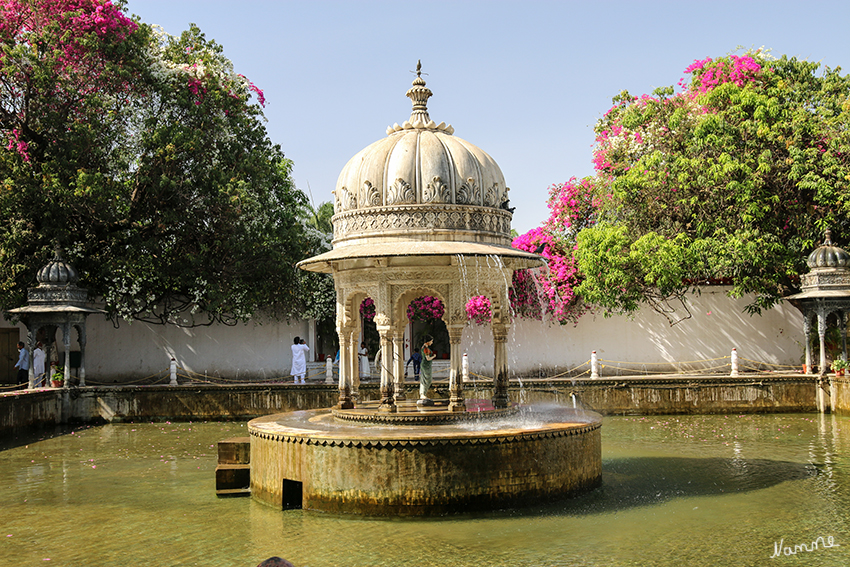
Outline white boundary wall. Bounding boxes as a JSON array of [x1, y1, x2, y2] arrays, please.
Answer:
[[1, 315, 309, 381], [2, 286, 803, 380], [463, 286, 803, 376]]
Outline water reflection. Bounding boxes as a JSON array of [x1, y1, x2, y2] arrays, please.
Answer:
[[552, 456, 817, 515]]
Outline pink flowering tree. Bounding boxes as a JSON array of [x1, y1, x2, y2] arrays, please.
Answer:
[[577, 49, 850, 320], [0, 1, 312, 325], [464, 177, 599, 325], [499, 50, 850, 324], [513, 177, 600, 324]]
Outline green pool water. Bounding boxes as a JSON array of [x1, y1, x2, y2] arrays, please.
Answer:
[[2, 413, 849, 567]]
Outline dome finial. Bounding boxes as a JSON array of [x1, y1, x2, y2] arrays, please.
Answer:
[[406, 60, 432, 125], [824, 229, 833, 246]]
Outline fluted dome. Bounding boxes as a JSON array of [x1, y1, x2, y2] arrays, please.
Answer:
[[331, 64, 512, 248], [37, 247, 79, 285], [299, 64, 543, 274], [807, 230, 850, 268]]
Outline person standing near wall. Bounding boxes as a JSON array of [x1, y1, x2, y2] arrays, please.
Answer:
[[32, 342, 46, 387], [290, 337, 309, 384], [358, 342, 370, 380], [14, 342, 29, 386]]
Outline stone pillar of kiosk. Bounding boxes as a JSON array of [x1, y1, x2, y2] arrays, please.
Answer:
[[77, 324, 87, 387], [803, 315, 813, 374], [351, 321, 362, 401], [492, 323, 510, 408], [375, 315, 396, 413], [393, 330, 406, 401], [336, 326, 354, 409], [447, 323, 466, 412], [62, 322, 72, 390], [818, 309, 827, 377]]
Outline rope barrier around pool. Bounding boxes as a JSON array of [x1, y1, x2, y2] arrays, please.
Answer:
[[7, 348, 811, 391]]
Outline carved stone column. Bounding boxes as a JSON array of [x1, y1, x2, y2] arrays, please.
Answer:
[[492, 323, 510, 408], [803, 313, 813, 374], [375, 315, 396, 412], [62, 322, 71, 389], [26, 329, 35, 390], [337, 327, 354, 409], [818, 304, 827, 377], [393, 330, 406, 401], [447, 323, 465, 412], [77, 323, 86, 387]]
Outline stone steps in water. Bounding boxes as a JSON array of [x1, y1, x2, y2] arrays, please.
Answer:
[[216, 437, 250, 497]]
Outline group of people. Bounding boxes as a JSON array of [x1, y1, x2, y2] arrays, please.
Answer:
[[289, 336, 436, 400], [355, 336, 436, 403], [14, 341, 62, 387]]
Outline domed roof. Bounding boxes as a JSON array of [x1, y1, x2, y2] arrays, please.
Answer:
[[299, 64, 543, 274], [331, 63, 512, 248], [37, 247, 79, 285], [807, 230, 850, 269]]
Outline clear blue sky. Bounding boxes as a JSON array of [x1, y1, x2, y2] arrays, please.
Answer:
[[125, 0, 850, 234]]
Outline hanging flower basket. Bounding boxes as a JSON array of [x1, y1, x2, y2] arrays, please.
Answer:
[[466, 295, 491, 325], [407, 296, 444, 322], [359, 297, 375, 320]]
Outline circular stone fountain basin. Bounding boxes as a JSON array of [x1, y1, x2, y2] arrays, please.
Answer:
[[248, 402, 602, 516]]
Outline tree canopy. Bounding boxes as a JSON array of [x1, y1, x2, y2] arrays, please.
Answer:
[[517, 49, 850, 324], [1, 0, 316, 325]]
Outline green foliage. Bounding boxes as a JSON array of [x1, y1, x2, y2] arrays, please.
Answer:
[[580, 50, 850, 318], [576, 226, 706, 324], [295, 200, 336, 323], [1, 4, 313, 325]]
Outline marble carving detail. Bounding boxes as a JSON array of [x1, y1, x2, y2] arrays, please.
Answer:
[[423, 176, 451, 204], [338, 186, 357, 211], [483, 183, 499, 207], [337, 176, 504, 219], [333, 206, 512, 240], [387, 178, 415, 205], [456, 178, 479, 205]]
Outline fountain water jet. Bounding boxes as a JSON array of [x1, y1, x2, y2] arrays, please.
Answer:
[[249, 64, 602, 515]]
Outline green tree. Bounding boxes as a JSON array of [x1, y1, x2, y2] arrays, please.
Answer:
[[295, 199, 337, 352], [1, 1, 312, 326], [574, 50, 850, 320]]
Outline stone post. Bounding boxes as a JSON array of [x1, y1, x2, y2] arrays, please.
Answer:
[[325, 357, 334, 384], [447, 324, 465, 412], [375, 316, 396, 413], [170, 358, 178, 386], [462, 353, 469, 382], [817, 375, 832, 413], [492, 323, 509, 408], [590, 351, 599, 379], [393, 330, 406, 401], [730, 348, 739, 377]]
